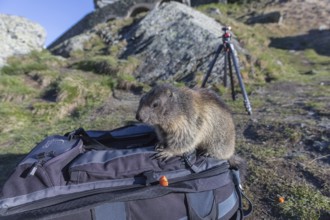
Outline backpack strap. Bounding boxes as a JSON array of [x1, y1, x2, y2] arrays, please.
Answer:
[[182, 152, 201, 173], [231, 170, 253, 219]]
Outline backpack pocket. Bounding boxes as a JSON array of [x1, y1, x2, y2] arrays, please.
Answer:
[[68, 147, 158, 184], [1, 136, 84, 198]]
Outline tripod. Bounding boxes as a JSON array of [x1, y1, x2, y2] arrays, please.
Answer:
[[201, 26, 252, 115]]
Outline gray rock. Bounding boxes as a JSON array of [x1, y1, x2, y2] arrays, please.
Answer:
[[49, 23, 115, 57], [48, 0, 160, 49], [121, 2, 242, 85], [49, 31, 96, 58], [0, 14, 46, 67], [48, 2, 244, 86], [49, 0, 224, 49], [92, 0, 222, 10]]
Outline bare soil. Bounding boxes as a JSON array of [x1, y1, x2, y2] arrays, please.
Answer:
[[232, 77, 330, 219]]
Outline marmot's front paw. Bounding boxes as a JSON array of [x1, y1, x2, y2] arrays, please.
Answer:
[[154, 148, 174, 161]]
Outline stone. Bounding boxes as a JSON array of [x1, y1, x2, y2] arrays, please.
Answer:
[[48, 0, 159, 49], [92, 0, 222, 9], [0, 14, 46, 67], [49, 33, 94, 58]]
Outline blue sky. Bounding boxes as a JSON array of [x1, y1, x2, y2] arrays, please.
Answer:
[[0, 0, 94, 46]]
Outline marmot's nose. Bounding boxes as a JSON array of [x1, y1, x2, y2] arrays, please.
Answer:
[[136, 113, 141, 122]]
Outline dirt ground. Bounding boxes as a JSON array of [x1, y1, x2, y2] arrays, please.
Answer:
[[231, 77, 330, 219]]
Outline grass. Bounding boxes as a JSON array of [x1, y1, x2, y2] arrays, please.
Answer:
[[0, 51, 65, 75], [278, 183, 330, 219], [0, 75, 37, 100], [72, 56, 119, 75], [0, 42, 142, 156]]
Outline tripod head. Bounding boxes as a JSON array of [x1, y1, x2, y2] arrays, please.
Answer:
[[221, 26, 232, 44]]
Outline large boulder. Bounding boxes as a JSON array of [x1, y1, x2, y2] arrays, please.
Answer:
[[0, 14, 46, 67], [48, 0, 224, 49], [48, 0, 160, 49], [49, 2, 244, 86], [93, 0, 225, 9], [121, 2, 241, 85]]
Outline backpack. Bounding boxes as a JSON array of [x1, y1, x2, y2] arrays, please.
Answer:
[[0, 124, 252, 220]]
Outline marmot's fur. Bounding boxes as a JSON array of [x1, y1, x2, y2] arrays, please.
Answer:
[[136, 84, 236, 160]]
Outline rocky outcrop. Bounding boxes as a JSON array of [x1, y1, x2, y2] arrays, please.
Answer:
[[49, 2, 243, 85], [0, 14, 46, 66], [121, 2, 241, 85], [48, 0, 161, 49], [49, 30, 100, 58], [49, 0, 224, 50], [92, 0, 223, 9]]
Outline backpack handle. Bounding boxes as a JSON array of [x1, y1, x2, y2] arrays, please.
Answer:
[[66, 127, 110, 150], [66, 126, 158, 150]]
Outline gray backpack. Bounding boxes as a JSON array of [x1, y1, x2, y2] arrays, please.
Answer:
[[0, 124, 252, 220]]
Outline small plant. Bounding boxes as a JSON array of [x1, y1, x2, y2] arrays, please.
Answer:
[[0, 50, 63, 75], [73, 56, 119, 75], [1, 57, 47, 75]]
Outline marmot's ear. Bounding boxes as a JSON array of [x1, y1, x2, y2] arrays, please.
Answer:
[[165, 89, 174, 98]]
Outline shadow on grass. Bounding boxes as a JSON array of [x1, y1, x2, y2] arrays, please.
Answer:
[[0, 154, 26, 190], [269, 29, 330, 56]]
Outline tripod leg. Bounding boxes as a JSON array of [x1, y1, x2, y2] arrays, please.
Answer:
[[228, 44, 252, 115], [227, 52, 236, 101], [223, 50, 228, 87], [202, 44, 224, 88]]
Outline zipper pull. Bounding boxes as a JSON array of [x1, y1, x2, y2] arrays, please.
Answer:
[[28, 162, 41, 176], [28, 151, 55, 176]]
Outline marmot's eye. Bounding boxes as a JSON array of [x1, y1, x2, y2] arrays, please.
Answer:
[[152, 102, 159, 108]]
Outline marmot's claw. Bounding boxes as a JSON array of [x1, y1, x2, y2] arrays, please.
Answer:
[[155, 143, 165, 151], [152, 150, 173, 162], [199, 151, 211, 157]]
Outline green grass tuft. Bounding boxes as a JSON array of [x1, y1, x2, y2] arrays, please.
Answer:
[[278, 183, 330, 219]]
